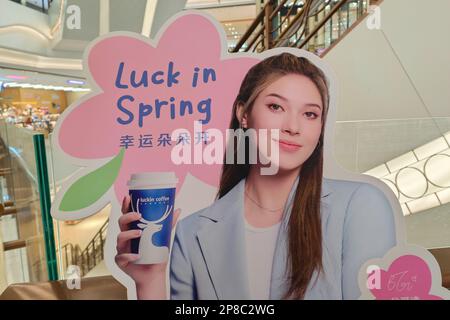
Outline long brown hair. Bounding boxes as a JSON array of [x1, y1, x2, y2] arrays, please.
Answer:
[[216, 52, 330, 299]]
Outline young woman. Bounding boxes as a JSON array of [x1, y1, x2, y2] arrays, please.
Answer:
[[115, 52, 397, 300]]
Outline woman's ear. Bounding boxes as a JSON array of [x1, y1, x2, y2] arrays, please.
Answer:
[[236, 103, 248, 128]]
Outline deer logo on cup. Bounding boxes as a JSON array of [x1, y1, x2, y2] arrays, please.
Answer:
[[131, 197, 172, 263]]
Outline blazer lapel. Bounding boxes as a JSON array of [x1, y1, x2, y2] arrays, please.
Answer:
[[195, 177, 334, 300], [269, 178, 333, 299], [196, 179, 251, 299]]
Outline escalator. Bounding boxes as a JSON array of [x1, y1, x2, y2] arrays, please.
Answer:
[[232, 0, 373, 55]]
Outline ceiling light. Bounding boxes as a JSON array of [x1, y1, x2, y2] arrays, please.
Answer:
[[66, 79, 85, 85], [365, 131, 450, 215]]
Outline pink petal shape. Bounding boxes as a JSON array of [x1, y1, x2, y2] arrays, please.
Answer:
[[57, 13, 259, 202]]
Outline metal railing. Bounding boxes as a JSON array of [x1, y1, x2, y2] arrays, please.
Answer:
[[58, 219, 109, 277], [8, 0, 53, 14], [231, 0, 372, 56]]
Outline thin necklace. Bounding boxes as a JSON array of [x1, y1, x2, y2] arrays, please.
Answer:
[[244, 187, 284, 213]]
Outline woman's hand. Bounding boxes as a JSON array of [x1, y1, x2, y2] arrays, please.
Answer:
[[115, 195, 181, 299]]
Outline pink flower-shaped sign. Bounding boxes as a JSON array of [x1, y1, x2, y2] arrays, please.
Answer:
[[368, 254, 445, 300], [51, 12, 259, 220]]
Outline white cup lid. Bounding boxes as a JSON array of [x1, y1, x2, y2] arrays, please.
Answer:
[[127, 172, 178, 187]]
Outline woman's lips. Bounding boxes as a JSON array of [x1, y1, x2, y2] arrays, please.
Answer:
[[273, 139, 303, 152]]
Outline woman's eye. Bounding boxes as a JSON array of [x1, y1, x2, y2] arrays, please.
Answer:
[[305, 112, 319, 119], [268, 104, 283, 112]]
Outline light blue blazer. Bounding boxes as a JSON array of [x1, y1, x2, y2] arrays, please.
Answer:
[[169, 177, 397, 300]]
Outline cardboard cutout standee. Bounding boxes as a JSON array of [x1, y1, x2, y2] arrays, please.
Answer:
[[50, 12, 449, 300]]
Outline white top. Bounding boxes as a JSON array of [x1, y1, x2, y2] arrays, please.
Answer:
[[244, 218, 281, 300]]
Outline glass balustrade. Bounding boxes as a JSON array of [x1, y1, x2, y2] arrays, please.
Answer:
[[0, 119, 57, 293]]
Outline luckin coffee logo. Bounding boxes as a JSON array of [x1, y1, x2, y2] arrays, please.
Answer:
[[139, 196, 170, 203]]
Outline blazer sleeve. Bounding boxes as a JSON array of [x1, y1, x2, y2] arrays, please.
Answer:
[[169, 220, 196, 300], [341, 183, 397, 300]]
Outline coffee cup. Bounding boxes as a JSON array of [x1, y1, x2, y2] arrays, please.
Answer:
[[127, 172, 178, 264]]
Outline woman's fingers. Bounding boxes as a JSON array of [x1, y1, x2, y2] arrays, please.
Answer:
[[118, 212, 142, 232], [116, 229, 142, 254], [121, 195, 131, 214], [115, 253, 140, 269]]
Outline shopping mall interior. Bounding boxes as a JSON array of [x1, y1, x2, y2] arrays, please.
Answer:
[[0, 0, 449, 299]]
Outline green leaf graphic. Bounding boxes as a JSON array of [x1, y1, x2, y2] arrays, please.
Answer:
[[59, 148, 125, 212]]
